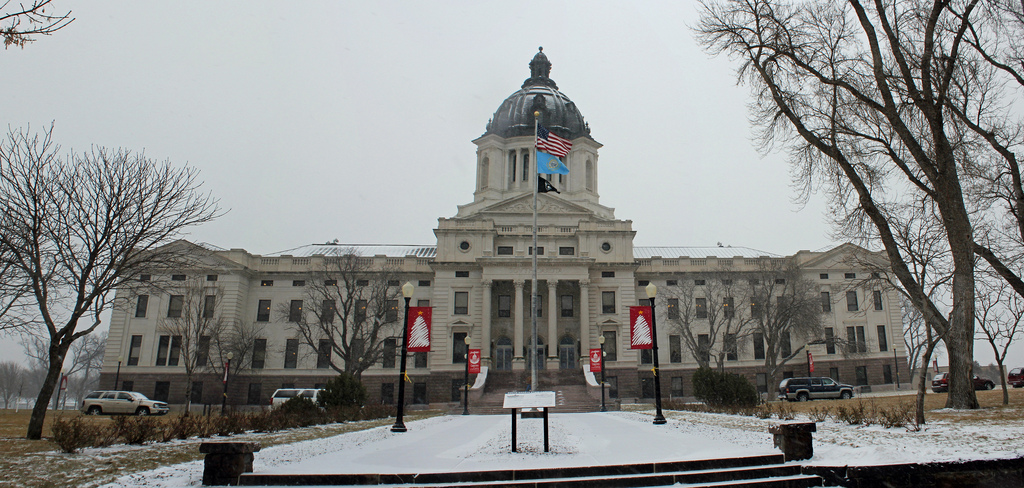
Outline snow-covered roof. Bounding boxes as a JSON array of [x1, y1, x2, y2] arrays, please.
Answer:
[[270, 244, 437, 258], [633, 246, 778, 259], [268, 244, 778, 259]]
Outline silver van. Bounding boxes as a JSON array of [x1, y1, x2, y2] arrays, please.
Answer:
[[81, 390, 170, 415], [270, 388, 321, 408]]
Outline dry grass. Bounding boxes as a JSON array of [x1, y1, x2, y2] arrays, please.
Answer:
[[0, 408, 443, 488], [774, 387, 1024, 422]]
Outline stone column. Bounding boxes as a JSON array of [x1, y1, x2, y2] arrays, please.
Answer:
[[579, 280, 590, 355], [481, 280, 492, 363], [547, 280, 558, 359], [513, 280, 524, 359]]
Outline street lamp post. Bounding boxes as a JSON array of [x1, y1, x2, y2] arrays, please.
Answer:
[[646, 283, 666, 425], [114, 356, 123, 390], [463, 335, 471, 415], [599, 334, 607, 412], [221, 352, 233, 415], [391, 282, 415, 433]]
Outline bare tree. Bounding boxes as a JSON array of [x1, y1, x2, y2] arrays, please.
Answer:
[[975, 277, 1024, 404], [285, 251, 402, 379], [0, 361, 27, 408], [664, 272, 755, 371], [156, 276, 225, 410], [1, 0, 72, 49], [0, 126, 220, 439], [696, 0, 997, 409], [747, 261, 824, 397]]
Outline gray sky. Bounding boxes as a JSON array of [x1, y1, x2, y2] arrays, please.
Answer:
[[3, 2, 992, 368]]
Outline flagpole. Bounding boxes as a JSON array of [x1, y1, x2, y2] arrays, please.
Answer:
[[531, 111, 540, 392]]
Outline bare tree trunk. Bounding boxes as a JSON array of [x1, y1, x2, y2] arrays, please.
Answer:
[[27, 345, 68, 439]]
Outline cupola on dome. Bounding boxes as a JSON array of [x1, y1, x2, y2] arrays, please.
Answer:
[[484, 47, 593, 141]]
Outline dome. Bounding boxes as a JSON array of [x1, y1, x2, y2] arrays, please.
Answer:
[[484, 48, 593, 141]]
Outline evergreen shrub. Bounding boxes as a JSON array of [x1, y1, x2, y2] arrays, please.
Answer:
[[691, 366, 759, 408], [318, 372, 367, 408]]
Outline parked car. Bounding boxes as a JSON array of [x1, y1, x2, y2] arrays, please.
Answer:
[[1008, 368, 1024, 388], [81, 390, 169, 416], [778, 377, 855, 401], [270, 388, 321, 408], [931, 372, 995, 393]]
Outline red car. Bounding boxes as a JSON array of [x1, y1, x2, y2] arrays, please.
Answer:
[[931, 372, 995, 393], [1008, 368, 1024, 388]]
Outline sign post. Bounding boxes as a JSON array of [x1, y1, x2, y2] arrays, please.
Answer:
[[503, 391, 556, 452]]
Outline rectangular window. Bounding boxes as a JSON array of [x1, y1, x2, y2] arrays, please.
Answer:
[[171, 274, 186, 281], [381, 383, 395, 405], [322, 299, 336, 323], [602, 331, 617, 361], [417, 299, 430, 307], [454, 291, 469, 315], [877, 325, 888, 351], [529, 246, 544, 255], [121, 380, 134, 392], [497, 246, 513, 255], [847, 326, 857, 353], [387, 280, 400, 287], [638, 280, 650, 286], [666, 280, 678, 286], [252, 338, 266, 369], [725, 334, 737, 361], [207, 274, 218, 281], [292, 280, 305, 287], [386, 299, 399, 322], [873, 290, 883, 311], [695, 298, 707, 319], [756, 373, 768, 394], [412, 382, 427, 404], [355, 299, 367, 324], [856, 326, 867, 353], [559, 247, 575, 256], [261, 280, 273, 287], [561, 295, 574, 317], [845, 273, 856, 279], [820, 291, 831, 312], [203, 295, 216, 319], [383, 338, 397, 368], [247, 383, 262, 405], [829, 367, 840, 381], [855, 366, 868, 386], [883, 364, 893, 384], [641, 377, 655, 398], [414, 351, 428, 368], [825, 328, 836, 354], [671, 377, 684, 397], [256, 300, 271, 322], [698, 334, 710, 363], [602, 271, 615, 278], [154, 382, 170, 402], [819, 273, 829, 280], [167, 295, 184, 318], [324, 279, 337, 286], [455, 271, 469, 278], [667, 298, 679, 319], [418, 280, 431, 287], [317, 339, 331, 369], [694, 279, 706, 286], [602, 291, 615, 314], [723, 297, 735, 319], [197, 336, 210, 367], [781, 331, 792, 358], [669, 335, 681, 363], [451, 378, 464, 402], [284, 339, 299, 368], [156, 335, 170, 366], [190, 381, 203, 404], [138, 274, 151, 282], [127, 335, 142, 366], [607, 376, 618, 398], [167, 335, 181, 366], [846, 291, 859, 311], [640, 348, 653, 364], [356, 279, 369, 286], [135, 295, 149, 318], [534, 295, 542, 317], [453, 332, 468, 364], [753, 332, 765, 359]]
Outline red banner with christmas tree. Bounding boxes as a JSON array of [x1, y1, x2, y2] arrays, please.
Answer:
[[589, 348, 602, 372], [406, 307, 432, 352], [630, 306, 654, 349], [468, 349, 481, 374]]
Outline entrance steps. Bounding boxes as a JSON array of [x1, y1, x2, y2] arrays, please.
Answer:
[[238, 454, 824, 487], [454, 369, 603, 414]]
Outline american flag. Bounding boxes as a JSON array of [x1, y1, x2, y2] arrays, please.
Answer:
[[536, 125, 572, 157]]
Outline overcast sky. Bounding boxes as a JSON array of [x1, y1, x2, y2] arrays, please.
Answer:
[[4, 2, 996, 368]]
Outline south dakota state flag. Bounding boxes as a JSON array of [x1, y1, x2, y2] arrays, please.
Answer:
[[537, 151, 569, 175]]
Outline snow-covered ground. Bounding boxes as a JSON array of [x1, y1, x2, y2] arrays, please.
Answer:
[[102, 408, 1024, 487]]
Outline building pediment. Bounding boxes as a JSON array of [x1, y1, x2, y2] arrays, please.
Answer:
[[478, 193, 597, 218], [797, 243, 889, 270]]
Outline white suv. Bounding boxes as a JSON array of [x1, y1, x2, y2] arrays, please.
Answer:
[[270, 388, 321, 408], [81, 391, 170, 415]]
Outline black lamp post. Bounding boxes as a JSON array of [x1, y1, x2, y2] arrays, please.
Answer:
[[391, 282, 414, 432], [646, 283, 666, 424], [463, 335, 471, 415], [221, 352, 233, 415], [599, 334, 607, 412], [114, 356, 123, 390]]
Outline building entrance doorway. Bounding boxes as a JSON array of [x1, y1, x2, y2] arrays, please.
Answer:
[[495, 337, 513, 371], [559, 336, 576, 369]]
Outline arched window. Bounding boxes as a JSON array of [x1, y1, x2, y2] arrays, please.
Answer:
[[480, 156, 489, 189], [586, 159, 594, 191], [509, 151, 517, 184]]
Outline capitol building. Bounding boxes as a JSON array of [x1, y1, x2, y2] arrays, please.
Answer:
[[101, 50, 906, 409]]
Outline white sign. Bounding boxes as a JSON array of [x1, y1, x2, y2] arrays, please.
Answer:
[[502, 391, 556, 409]]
